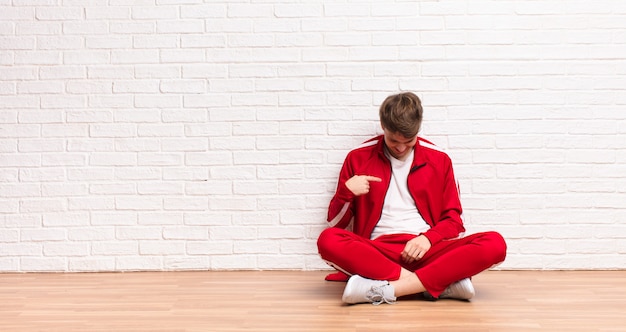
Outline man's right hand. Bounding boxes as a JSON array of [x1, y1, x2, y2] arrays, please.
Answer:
[[345, 175, 382, 196]]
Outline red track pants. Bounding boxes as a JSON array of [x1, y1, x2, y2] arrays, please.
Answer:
[[317, 227, 507, 297]]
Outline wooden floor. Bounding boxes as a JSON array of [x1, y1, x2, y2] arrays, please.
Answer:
[[0, 270, 625, 331]]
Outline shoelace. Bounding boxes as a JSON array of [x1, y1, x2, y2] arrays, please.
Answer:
[[365, 285, 395, 305]]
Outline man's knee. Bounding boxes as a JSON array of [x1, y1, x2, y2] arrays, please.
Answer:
[[483, 231, 507, 264], [317, 227, 339, 256], [317, 227, 352, 259]]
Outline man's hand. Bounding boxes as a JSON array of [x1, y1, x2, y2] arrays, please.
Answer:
[[345, 175, 382, 196], [401, 235, 431, 264]]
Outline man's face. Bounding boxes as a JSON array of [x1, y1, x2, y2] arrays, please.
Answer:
[[382, 128, 417, 160]]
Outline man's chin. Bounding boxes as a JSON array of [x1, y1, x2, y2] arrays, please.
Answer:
[[391, 152, 408, 160]]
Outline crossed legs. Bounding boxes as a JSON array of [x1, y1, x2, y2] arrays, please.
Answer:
[[317, 227, 507, 298]]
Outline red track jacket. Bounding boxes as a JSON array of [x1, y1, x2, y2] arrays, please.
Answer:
[[327, 135, 465, 245]]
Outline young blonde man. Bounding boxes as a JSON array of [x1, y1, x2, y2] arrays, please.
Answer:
[[317, 92, 507, 305]]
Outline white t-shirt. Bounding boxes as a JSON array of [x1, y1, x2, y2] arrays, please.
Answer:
[[370, 148, 430, 240]]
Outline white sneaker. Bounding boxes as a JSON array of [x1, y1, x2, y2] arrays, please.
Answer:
[[342, 275, 396, 305], [424, 278, 475, 301]]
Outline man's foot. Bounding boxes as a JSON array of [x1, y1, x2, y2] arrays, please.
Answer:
[[342, 275, 396, 305], [423, 278, 475, 301]]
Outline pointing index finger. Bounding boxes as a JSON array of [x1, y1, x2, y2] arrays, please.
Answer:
[[364, 176, 382, 182]]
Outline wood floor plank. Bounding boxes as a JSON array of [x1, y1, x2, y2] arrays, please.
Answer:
[[0, 270, 625, 331]]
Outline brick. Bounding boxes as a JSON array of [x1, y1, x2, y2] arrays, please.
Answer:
[[20, 257, 66, 272], [180, 4, 227, 18]]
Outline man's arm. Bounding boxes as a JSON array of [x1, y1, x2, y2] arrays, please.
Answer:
[[326, 153, 382, 228], [421, 156, 466, 245]]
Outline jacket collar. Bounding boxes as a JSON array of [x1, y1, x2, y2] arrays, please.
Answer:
[[374, 134, 428, 167]]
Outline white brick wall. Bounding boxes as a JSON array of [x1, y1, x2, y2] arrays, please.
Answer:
[[1, 1, 625, 272]]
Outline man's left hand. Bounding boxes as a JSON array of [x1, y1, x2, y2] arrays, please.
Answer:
[[401, 235, 432, 264]]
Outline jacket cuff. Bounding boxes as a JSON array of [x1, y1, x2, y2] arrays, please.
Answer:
[[336, 181, 355, 202], [423, 230, 442, 245]]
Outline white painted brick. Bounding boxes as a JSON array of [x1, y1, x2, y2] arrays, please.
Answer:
[[69, 258, 115, 272], [233, 151, 279, 165], [68, 197, 116, 211], [206, 19, 252, 33], [233, 181, 278, 195], [258, 196, 306, 212], [164, 197, 209, 211], [257, 255, 304, 269], [111, 49, 159, 64], [0, 82, 15, 95], [276, 33, 322, 47], [63, 21, 108, 35], [185, 212, 232, 226], [89, 183, 135, 195], [92, 241, 138, 255], [89, 152, 136, 166], [20, 257, 66, 271], [234, 240, 279, 254], [16, 22, 61, 35], [35, 6, 82, 20], [42, 212, 89, 227], [140, 241, 185, 255], [0, 229, 19, 243], [180, 4, 226, 18], [110, 22, 155, 34], [138, 212, 181, 225], [137, 124, 184, 137], [228, 4, 273, 18], [231, 93, 277, 107], [160, 79, 205, 94], [185, 151, 232, 166], [274, 4, 321, 18], [211, 255, 256, 270], [15, 50, 60, 65], [208, 197, 256, 211], [184, 95, 231, 108], [43, 183, 88, 196], [115, 256, 162, 271], [66, 139, 113, 152], [228, 33, 273, 48], [162, 49, 206, 63], [210, 226, 256, 240], [37, 36, 83, 50], [180, 34, 225, 48], [84, 7, 129, 20], [66, 165, 112, 180], [138, 152, 183, 166], [1, 0, 625, 272], [115, 109, 159, 123], [19, 168, 65, 182], [116, 226, 162, 240], [44, 242, 89, 256], [21, 228, 66, 242], [187, 241, 232, 255], [164, 257, 210, 271], [135, 95, 181, 108], [0, 140, 17, 153], [157, 20, 204, 34], [209, 136, 255, 151], [257, 165, 304, 180], [2, 214, 41, 228], [0, 36, 35, 50], [163, 226, 208, 240], [115, 196, 162, 211], [280, 240, 316, 255]]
